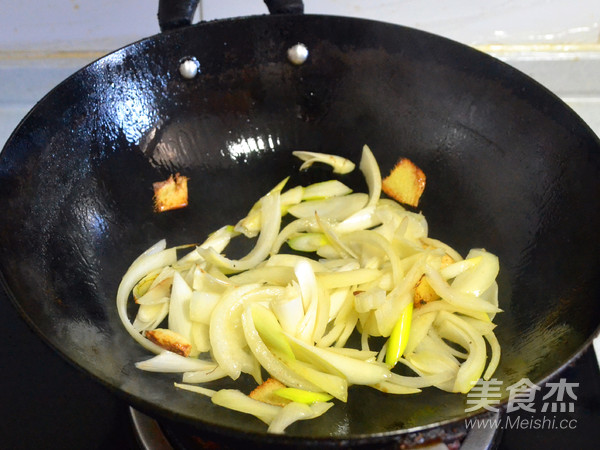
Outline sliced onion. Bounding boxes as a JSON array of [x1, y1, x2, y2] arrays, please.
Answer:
[[286, 334, 391, 386], [412, 298, 491, 322], [168, 272, 193, 343], [132, 302, 169, 332], [282, 357, 348, 401], [228, 266, 295, 286], [451, 249, 499, 296], [388, 370, 454, 389], [406, 349, 460, 374], [135, 351, 218, 373], [271, 217, 319, 254], [209, 284, 262, 380], [434, 311, 487, 393], [135, 277, 171, 305], [270, 283, 304, 335], [372, 382, 421, 395], [440, 255, 483, 280], [420, 237, 463, 262], [268, 401, 333, 434], [424, 264, 501, 314], [315, 214, 358, 259], [117, 245, 178, 354], [241, 305, 321, 391], [302, 180, 353, 200], [211, 389, 281, 425], [202, 191, 281, 272], [174, 383, 217, 398], [287, 193, 368, 221], [286, 232, 329, 253], [189, 290, 221, 324], [182, 366, 228, 383], [404, 311, 436, 356], [343, 230, 403, 286], [336, 205, 381, 234], [294, 260, 319, 343], [327, 145, 381, 235], [483, 331, 501, 381], [293, 151, 355, 174], [265, 254, 327, 272], [199, 225, 239, 253], [359, 144, 382, 209]]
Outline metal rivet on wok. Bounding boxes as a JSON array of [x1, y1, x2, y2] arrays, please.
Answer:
[[287, 43, 309, 65], [179, 57, 200, 79]]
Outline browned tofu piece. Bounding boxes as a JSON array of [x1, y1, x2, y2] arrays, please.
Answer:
[[249, 378, 290, 407], [153, 173, 189, 212], [413, 254, 454, 308], [414, 275, 439, 307], [145, 328, 192, 357], [382, 158, 426, 207]]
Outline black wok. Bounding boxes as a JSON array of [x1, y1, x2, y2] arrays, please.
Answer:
[[1, 0, 599, 446]]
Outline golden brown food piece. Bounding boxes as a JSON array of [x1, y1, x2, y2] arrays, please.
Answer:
[[382, 158, 426, 207], [413, 254, 454, 308], [153, 173, 189, 212], [145, 328, 192, 357], [249, 378, 291, 407]]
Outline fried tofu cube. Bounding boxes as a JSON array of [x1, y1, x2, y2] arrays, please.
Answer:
[[145, 328, 192, 357], [413, 254, 455, 308], [249, 378, 291, 407], [414, 275, 439, 307], [382, 158, 426, 207], [153, 173, 189, 212]]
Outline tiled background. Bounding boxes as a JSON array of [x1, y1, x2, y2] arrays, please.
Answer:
[[1, 0, 599, 146]]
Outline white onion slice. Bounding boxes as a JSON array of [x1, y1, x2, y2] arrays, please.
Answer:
[[286, 334, 391, 386], [434, 311, 487, 393], [182, 366, 228, 383], [302, 180, 353, 200], [293, 151, 355, 174], [117, 245, 178, 353], [212, 389, 281, 425], [483, 331, 501, 381], [209, 284, 262, 380], [424, 265, 501, 314], [241, 305, 321, 391], [202, 191, 281, 272], [287, 193, 368, 221], [359, 144, 382, 209], [268, 401, 333, 434], [135, 351, 218, 373], [174, 383, 217, 398]]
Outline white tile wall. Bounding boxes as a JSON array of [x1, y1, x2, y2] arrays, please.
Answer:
[[2, 0, 598, 145], [1, 0, 598, 52], [204, 0, 600, 46]]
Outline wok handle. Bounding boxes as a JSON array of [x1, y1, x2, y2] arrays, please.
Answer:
[[264, 0, 304, 14], [158, 0, 304, 32], [158, 0, 200, 32]]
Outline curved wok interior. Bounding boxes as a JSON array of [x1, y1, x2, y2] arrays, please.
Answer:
[[1, 15, 599, 442]]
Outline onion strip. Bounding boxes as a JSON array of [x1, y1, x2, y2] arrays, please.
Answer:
[[119, 148, 503, 433]]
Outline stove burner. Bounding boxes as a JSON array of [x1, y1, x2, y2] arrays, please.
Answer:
[[130, 408, 502, 450]]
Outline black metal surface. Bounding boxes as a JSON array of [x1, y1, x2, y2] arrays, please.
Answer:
[[264, 0, 305, 15], [158, 0, 200, 32], [0, 12, 599, 446]]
